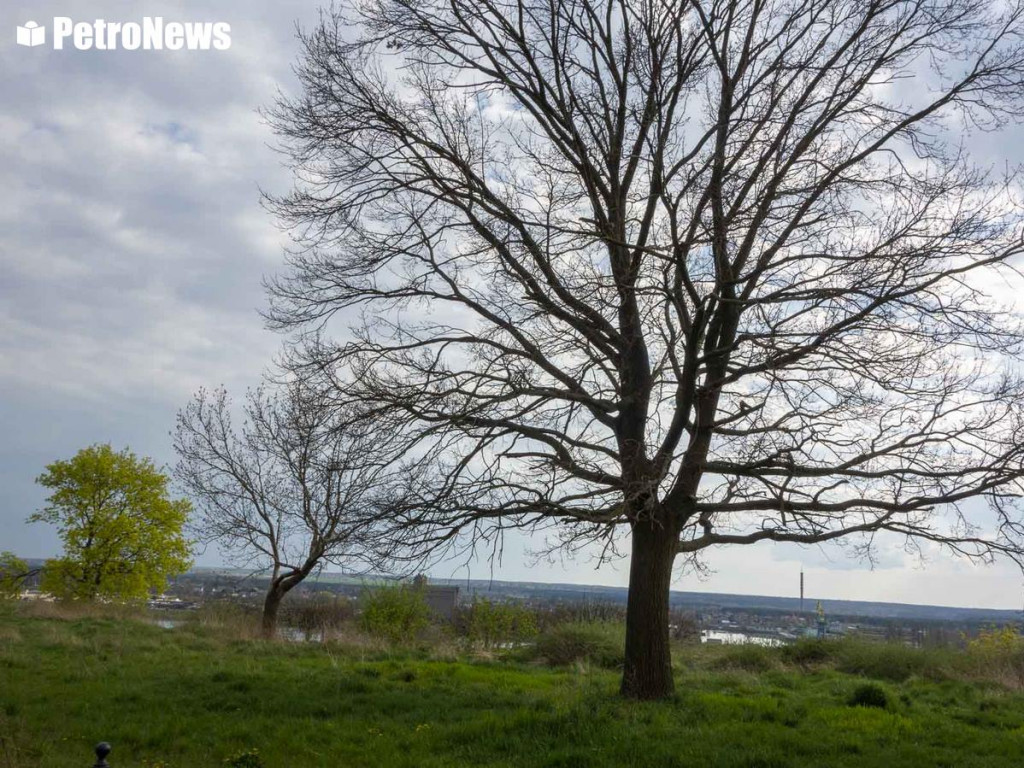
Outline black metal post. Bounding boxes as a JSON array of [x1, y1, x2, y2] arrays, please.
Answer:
[[93, 742, 111, 767]]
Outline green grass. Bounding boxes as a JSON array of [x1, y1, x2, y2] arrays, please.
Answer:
[[2, 605, 1024, 767]]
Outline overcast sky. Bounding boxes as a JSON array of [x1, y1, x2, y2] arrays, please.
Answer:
[[2, 0, 1023, 611]]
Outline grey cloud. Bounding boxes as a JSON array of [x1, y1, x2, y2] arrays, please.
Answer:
[[0, 0, 307, 556], [1, 2, 1021, 608]]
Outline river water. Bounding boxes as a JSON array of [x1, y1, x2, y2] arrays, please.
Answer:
[[701, 630, 785, 647]]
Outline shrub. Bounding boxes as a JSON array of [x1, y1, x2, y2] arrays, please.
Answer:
[[359, 584, 431, 644], [669, 610, 701, 642], [713, 643, 777, 673], [832, 640, 937, 683], [533, 622, 623, 669], [964, 625, 1024, 687], [190, 600, 261, 639], [280, 594, 354, 639], [848, 682, 889, 709], [459, 598, 538, 650], [968, 625, 1023, 654], [780, 639, 832, 667], [0, 552, 28, 600], [532, 601, 626, 630]]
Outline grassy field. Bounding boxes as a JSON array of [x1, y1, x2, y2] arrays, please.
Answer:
[[1, 603, 1024, 767]]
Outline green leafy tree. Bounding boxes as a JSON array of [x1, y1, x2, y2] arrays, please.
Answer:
[[359, 583, 432, 644], [29, 445, 193, 601], [0, 551, 29, 600], [462, 598, 538, 650]]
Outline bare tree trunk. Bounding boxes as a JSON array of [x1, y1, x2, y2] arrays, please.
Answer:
[[621, 521, 677, 700], [261, 584, 286, 638]]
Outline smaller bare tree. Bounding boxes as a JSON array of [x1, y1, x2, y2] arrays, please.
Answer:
[[173, 382, 406, 636]]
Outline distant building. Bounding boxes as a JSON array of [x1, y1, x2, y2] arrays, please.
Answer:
[[412, 575, 460, 621]]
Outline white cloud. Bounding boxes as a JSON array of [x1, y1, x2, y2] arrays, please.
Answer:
[[2, 1, 1023, 610]]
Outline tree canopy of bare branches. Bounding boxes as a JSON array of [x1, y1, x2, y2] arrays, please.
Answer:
[[266, 0, 1024, 697], [174, 383, 408, 635]]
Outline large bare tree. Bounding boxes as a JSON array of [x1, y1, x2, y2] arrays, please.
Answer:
[[266, 0, 1024, 697], [174, 383, 406, 636]]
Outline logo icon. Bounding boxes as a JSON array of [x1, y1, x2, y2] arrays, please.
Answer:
[[16, 21, 45, 47]]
